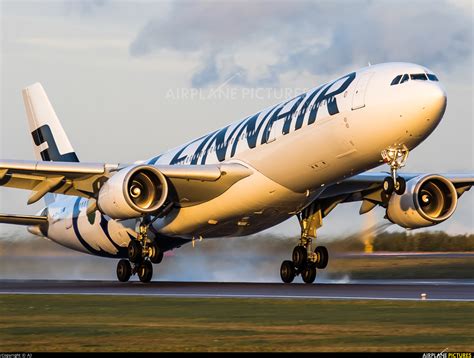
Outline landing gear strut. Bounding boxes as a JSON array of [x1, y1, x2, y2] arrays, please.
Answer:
[[381, 144, 409, 195], [280, 203, 329, 284], [116, 220, 163, 283]]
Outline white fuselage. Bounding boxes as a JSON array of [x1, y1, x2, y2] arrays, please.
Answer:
[[44, 62, 447, 257]]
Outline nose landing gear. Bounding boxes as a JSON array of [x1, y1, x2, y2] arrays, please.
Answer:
[[381, 144, 409, 195], [116, 220, 163, 283], [280, 203, 329, 284]]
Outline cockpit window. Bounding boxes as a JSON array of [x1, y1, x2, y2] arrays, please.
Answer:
[[400, 74, 409, 84], [391, 72, 432, 86], [390, 75, 402, 86], [410, 73, 428, 81]]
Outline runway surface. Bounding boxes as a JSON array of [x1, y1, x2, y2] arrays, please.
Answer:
[[1, 279, 473, 301]]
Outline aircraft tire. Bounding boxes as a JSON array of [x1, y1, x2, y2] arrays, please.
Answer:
[[116, 259, 132, 282], [395, 177, 406, 195], [314, 246, 329, 269], [280, 260, 296, 283], [292, 246, 307, 269], [138, 260, 153, 283], [383, 177, 394, 194], [149, 242, 163, 264], [301, 266, 317, 284], [128, 240, 142, 263]]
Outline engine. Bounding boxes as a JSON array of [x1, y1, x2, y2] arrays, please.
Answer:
[[97, 165, 168, 219], [386, 174, 458, 229]]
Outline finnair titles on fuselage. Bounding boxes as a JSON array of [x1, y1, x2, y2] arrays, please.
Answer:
[[151, 72, 355, 166], [1, 62, 472, 284]]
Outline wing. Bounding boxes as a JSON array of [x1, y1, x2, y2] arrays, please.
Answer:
[[0, 213, 48, 226], [317, 172, 474, 217], [0, 159, 252, 207]]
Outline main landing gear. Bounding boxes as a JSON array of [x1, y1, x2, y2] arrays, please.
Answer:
[[381, 144, 409, 196], [280, 203, 329, 284], [116, 221, 164, 283]]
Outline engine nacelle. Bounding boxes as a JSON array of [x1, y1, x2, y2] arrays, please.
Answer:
[[97, 165, 168, 219], [386, 174, 457, 229]]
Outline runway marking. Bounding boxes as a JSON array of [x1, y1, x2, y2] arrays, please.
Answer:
[[2, 280, 472, 302], [0, 291, 472, 302]]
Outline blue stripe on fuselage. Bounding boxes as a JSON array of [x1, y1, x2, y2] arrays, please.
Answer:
[[99, 215, 128, 257], [72, 198, 119, 258]]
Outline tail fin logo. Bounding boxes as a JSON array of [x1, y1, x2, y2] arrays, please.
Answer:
[[31, 125, 79, 162]]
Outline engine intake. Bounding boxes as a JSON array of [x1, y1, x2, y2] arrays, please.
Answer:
[[97, 165, 168, 219], [386, 174, 457, 229]]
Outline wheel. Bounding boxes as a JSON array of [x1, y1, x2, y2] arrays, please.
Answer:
[[314, 246, 329, 269], [383, 176, 394, 194], [395, 177, 406, 195], [149, 242, 163, 264], [280, 260, 296, 283], [292, 246, 307, 269], [138, 260, 153, 283], [381, 191, 391, 203], [128, 240, 142, 263], [116, 259, 132, 282], [301, 266, 317, 284]]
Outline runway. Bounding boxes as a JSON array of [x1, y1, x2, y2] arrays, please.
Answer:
[[1, 279, 473, 301]]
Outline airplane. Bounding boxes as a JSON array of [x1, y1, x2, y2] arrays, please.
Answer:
[[0, 62, 472, 284]]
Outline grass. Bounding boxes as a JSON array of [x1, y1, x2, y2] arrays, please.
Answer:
[[0, 295, 473, 352]]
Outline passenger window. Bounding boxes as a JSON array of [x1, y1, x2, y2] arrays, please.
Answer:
[[400, 74, 409, 84], [410, 73, 428, 81], [391, 75, 402, 85], [427, 74, 439, 81]]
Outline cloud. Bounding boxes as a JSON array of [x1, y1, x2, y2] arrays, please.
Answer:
[[64, 0, 109, 16], [129, 0, 472, 87]]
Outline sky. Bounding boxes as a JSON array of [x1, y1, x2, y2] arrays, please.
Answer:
[[0, 0, 473, 239]]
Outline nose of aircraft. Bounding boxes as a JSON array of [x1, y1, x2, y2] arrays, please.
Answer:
[[426, 81, 447, 124], [428, 82, 447, 111], [410, 81, 447, 139]]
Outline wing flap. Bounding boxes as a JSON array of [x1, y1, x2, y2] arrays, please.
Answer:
[[0, 159, 116, 175], [168, 163, 253, 207], [0, 214, 48, 226], [0, 159, 119, 199], [157, 164, 222, 181], [0, 159, 253, 207], [27, 176, 65, 204]]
